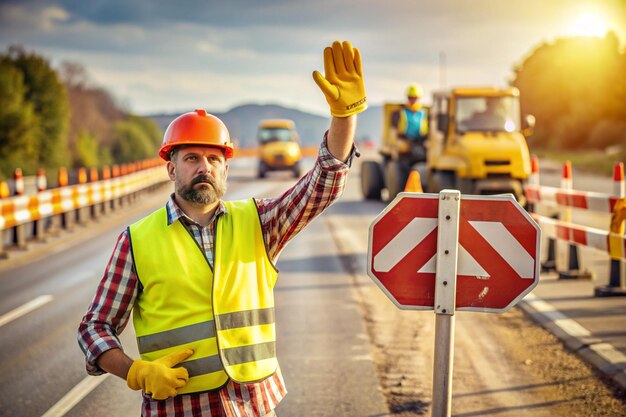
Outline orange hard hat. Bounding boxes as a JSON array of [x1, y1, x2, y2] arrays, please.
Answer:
[[159, 109, 234, 161]]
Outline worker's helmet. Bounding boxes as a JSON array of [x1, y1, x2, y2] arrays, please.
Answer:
[[159, 109, 234, 161], [406, 84, 424, 99]]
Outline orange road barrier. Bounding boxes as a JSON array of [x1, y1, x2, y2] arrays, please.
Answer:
[[90, 167, 99, 182], [404, 170, 423, 193], [0, 165, 169, 232], [102, 166, 111, 180], [524, 157, 626, 295], [77, 168, 88, 184], [58, 167, 69, 187], [531, 211, 625, 261], [0, 182, 9, 199]]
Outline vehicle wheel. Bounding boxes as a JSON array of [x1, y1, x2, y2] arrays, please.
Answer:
[[385, 160, 409, 202], [361, 161, 384, 200], [427, 170, 456, 193], [258, 162, 267, 178]]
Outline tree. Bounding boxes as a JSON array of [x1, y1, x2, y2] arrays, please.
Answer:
[[0, 59, 39, 179], [6, 46, 70, 168], [512, 32, 626, 150], [74, 130, 99, 168], [111, 118, 156, 163]]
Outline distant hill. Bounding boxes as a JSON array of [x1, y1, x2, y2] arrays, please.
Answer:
[[150, 103, 383, 149]]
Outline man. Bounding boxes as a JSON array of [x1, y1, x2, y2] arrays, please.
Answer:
[[465, 97, 507, 131], [391, 83, 428, 162], [77, 40, 366, 417]]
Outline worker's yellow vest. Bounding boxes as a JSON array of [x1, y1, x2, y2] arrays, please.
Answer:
[[129, 199, 278, 394]]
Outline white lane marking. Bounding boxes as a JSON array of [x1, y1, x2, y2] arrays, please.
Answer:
[[40, 374, 110, 417], [0, 295, 54, 328], [523, 293, 591, 337], [469, 221, 535, 278], [373, 218, 437, 272]]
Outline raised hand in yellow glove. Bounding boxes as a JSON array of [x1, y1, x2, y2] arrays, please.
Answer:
[[313, 40, 367, 118], [126, 348, 193, 400]]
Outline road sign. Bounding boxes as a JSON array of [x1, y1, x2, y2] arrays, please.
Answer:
[[367, 192, 541, 313]]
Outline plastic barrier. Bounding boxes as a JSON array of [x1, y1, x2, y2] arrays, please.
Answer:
[[524, 159, 626, 296], [0, 158, 168, 258]]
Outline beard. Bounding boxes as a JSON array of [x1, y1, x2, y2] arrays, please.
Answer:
[[177, 174, 227, 205]]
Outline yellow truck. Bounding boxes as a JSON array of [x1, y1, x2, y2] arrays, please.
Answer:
[[361, 87, 534, 203], [257, 119, 302, 178]]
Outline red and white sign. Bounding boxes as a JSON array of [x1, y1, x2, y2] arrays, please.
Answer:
[[367, 193, 541, 313]]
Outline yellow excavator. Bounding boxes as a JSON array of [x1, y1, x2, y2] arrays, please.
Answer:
[[361, 86, 534, 203]]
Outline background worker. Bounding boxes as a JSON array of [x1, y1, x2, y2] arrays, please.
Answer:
[[465, 96, 508, 131], [391, 83, 429, 162], [77, 40, 366, 417]]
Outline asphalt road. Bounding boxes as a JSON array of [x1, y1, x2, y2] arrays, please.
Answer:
[[0, 153, 624, 417], [0, 157, 387, 417]]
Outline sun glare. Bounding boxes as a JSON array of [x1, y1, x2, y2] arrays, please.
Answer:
[[567, 12, 609, 37]]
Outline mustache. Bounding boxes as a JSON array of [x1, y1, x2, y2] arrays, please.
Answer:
[[191, 175, 217, 187]]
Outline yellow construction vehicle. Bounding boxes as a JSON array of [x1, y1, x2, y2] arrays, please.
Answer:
[[361, 87, 534, 202], [361, 103, 430, 200], [257, 119, 302, 178]]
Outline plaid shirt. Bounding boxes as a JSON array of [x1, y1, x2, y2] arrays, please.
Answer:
[[78, 139, 357, 417]]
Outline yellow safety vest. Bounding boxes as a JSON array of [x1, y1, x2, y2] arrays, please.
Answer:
[[129, 199, 279, 394]]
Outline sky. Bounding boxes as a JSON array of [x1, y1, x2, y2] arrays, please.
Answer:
[[1, 0, 625, 117]]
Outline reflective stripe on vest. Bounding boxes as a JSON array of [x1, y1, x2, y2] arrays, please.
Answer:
[[129, 199, 279, 393]]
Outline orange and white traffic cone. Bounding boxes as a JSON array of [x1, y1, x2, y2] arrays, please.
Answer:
[[13, 168, 24, 196], [404, 170, 423, 193], [36, 168, 47, 192]]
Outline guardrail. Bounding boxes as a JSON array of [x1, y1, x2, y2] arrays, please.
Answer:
[[0, 159, 169, 258], [524, 157, 626, 297]]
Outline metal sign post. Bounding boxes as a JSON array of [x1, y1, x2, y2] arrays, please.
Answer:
[[431, 190, 460, 417], [367, 190, 541, 417]]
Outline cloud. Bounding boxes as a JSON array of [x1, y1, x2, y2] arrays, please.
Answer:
[[1, 0, 624, 115]]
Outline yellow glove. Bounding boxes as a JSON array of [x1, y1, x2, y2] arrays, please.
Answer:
[[126, 349, 193, 400], [313, 40, 367, 118]]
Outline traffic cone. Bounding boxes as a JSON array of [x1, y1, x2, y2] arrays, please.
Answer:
[[77, 167, 87, 184], [404, 170, 423, 193], [558, 161, 593, 280], [0, 181, 10, 198], [58, 167, 69, 187], [527, 155, 540, 213], [89, 167, 99, 182], [613, 162, 625, 197], [529, 155, 539, 186], [102, 166, 111, 180], [36, 168, 47, 192], [595, 163, 626, 297], [13, 168, 24, 196]]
